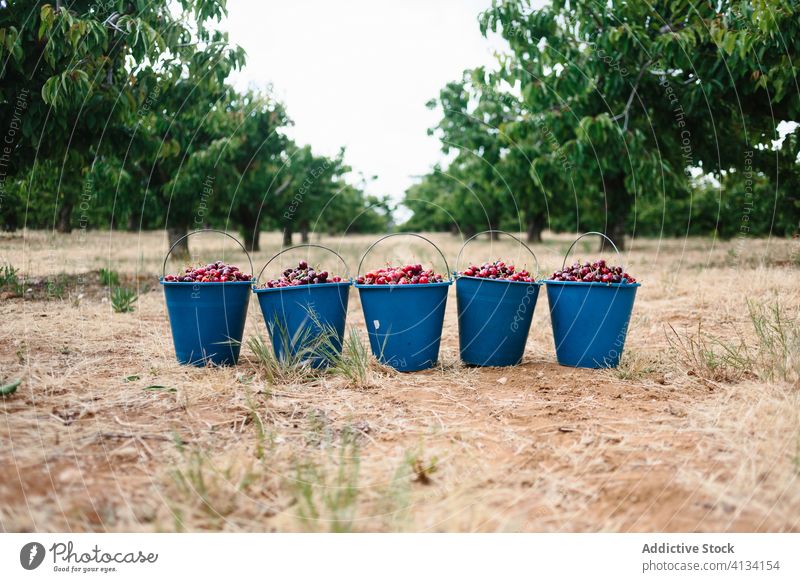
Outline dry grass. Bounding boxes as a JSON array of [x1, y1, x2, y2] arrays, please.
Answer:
[[0, 230, 798, 532]]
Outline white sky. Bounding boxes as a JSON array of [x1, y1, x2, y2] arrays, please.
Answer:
[[223, 0, 513, 207]]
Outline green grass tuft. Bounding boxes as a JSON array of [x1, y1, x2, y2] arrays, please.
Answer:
[[332, 328, 374, 388], [111, 287, 137, 313], [0, 264, 23, 296], [99, 268, 120, 287]]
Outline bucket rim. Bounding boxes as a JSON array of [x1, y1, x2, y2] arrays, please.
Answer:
[[160, 279, 256, 286], [253, 280, 353, 294], [456, 274, 541, 287], [543, 279, 641, 288], [354, 280, 453, 290]]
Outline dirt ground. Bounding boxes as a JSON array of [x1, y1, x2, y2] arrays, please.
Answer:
[[0, 230, 798, 532]]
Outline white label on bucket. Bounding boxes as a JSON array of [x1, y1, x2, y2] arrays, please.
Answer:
[[373, 320, 380, 330]]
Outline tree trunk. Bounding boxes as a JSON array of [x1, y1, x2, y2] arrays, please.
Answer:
[[526, 215, 543, 243], [243, 227, 261, 253], [57, 201, 73, 233], [237, 208, 262, 253], [300, 224, 309, 244], [489, 229, 500, 241], [168, 225, 190, 258], [282, 226, 293, 247], [126, 212, 138, 232], [600, 174, 628, 252], [602, 218, 627, 252]]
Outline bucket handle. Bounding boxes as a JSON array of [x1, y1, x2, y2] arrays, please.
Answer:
[[561, 231, 624, 270], [356, 233, 451, 280], [257, 244, 351, 281], [161, 229, 254, 279], [454, 230, 541, 279]]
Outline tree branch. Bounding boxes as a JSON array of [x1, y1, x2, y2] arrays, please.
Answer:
[[612, 58, 653, 131], [103, 12, 126, 34], [272, 176, 292, 197]]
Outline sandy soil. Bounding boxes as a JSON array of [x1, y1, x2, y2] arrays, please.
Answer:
[[0, 230, 798, 532]]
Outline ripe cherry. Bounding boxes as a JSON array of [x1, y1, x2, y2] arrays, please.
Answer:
[[166, 262, 252, 282], [261, 261, 343, 288], [357, 264, 444, 285], [549, 259, 637, 285], [458, 260, 533, 282]]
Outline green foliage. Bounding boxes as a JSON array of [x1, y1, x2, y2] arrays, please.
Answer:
[[404, 0, 800, 244], [8, 2, 796, 243], [111, 286, 137, 313], [99, 268, 120, 287], [0, 1, 240, 232], [0, 1, 386, 251], [0, 378, 22, 396], [0, 263, 22, 295], [45, 277, 65, 300]]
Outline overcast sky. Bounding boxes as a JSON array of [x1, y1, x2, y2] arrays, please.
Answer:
[[223, 0, 513, 207]]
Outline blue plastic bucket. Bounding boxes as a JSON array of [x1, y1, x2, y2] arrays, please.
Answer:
[[355, 233, 453, 372], [356, 282, 451, 372], [545, 232, 639, 368], [161, 281, 252, 366], [160, 229, 254, 366], [253, 282, 351, 368], [253, 244, 351, 368], [454, 230, 542, 367], [457, 277, 540, 366], [545, 281, 639, 368]]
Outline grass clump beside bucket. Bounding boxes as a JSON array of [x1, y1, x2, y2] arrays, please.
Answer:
[[332, 328, 375, 388], [248, 317, 381, 389], [247, 316, 337, 384]]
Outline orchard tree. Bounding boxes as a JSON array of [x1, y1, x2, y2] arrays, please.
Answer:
[[402, 166, 458, 233], [131, 38, 245, 254], [426, 73, 521, 239], [212, 89, 291, 252], [314, 184, 392, 235], [0, 0, 236, 232], [477, 0, 800, 248], [277, 145, 349, 246], [349, 193, 393, 234], [478, 2, 682, 249]]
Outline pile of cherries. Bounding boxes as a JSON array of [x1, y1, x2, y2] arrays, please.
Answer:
[[460, 260, 534, 282], [356, 264, 445, 285], [549, 259, 636, 284], [164, 261, 252, 283], [262, 260, 343, 288]]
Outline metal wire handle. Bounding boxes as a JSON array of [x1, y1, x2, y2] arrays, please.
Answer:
[[161, 229, 254, 279], [454, 230, 541, 279], [257, 244, 351, 281], [356, 233, 451, 280], [561, 231, 624, 270]]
